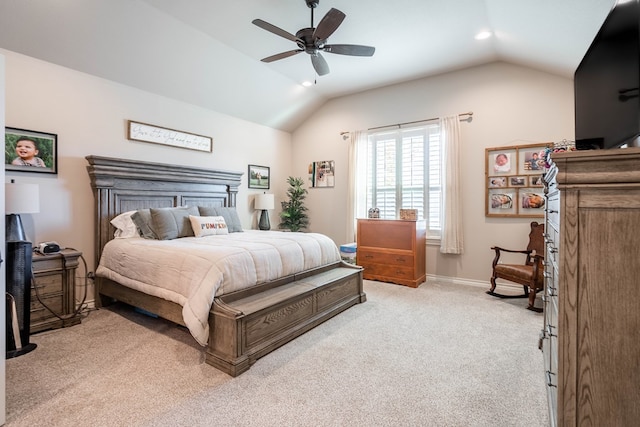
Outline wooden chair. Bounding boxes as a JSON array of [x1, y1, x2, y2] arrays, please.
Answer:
[[487, 221, 545, 312]]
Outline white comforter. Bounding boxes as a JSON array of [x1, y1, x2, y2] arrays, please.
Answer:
[[96, 230, 341, 346]]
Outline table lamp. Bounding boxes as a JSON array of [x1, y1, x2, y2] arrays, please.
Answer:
[[5, 180, 40, 241], [255, 192, 275, 230]]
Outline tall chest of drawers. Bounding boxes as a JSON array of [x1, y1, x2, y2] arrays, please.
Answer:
[[356, 219, 426, 288], [541, 148, 640, 426]]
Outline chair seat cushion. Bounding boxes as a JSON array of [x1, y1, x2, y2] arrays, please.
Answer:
[[495, 264, 534, 281]]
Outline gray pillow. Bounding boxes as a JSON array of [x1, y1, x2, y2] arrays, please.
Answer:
[[131, 209, 156, 239], [149, 206, 199, 240], [198, 206, 243, 233]]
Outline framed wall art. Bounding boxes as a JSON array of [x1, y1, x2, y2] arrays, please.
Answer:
[[485, 142, 550, 217], [309, 160, 335, 188], [5, 127, 58, 174], [488, 188, 517, 216], [127, 120, 212, 153], [248, 164, 270, 189]]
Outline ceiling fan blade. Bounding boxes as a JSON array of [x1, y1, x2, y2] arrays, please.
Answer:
[[261, 50, 303, 63], [311, 52, 330, 76], [252, 19, 302, 43], [323, 44, 376, 57], [313, 8, 346, 40]]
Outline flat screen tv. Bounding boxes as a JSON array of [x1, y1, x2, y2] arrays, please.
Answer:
[[574, 0, 640, 150]]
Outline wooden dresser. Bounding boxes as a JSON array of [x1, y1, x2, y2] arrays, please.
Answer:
[[356, 219, 426, 288], [30, 248, 83, 333], [541, 148, 640, 426]]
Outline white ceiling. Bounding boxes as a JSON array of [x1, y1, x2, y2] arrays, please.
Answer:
[[0, 0, 616, 132]]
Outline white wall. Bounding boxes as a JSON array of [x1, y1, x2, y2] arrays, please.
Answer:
[[2, 48, 293, 302], [292, 62, 575, 283]]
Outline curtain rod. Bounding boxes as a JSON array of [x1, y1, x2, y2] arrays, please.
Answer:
[[340, 111, 473, 136]]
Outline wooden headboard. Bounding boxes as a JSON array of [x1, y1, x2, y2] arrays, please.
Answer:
[[86, 155, 243, 266]]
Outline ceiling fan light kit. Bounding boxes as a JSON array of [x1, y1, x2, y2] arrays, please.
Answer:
[[252, 0, 375, 76]]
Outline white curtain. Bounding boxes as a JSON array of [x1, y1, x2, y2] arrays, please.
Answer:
[[346, 130, 367, 243], [439, 116, 464, 254]]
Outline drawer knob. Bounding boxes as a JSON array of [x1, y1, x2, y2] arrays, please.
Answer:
[[546, 324, 557, 337], [545, 371, 557, 388]]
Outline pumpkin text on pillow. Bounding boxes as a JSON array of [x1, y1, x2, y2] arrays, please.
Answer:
[[189, 215, 229, 237]]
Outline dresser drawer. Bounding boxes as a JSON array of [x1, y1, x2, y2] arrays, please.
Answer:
[[31, 272, 64, 297], [357, 250, 413, 266], [31, 294, 64, 323], [360, 262, 416, 280], [357, 220, 415, 250], [32, 256, 67, 272]]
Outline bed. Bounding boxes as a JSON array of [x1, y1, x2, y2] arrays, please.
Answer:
[[86, 155, 365, 376]]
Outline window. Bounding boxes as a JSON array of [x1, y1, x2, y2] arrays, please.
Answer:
[[358, 124, 442, 238]]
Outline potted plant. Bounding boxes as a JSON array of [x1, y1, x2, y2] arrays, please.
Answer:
[[279, 176, 309, 232]]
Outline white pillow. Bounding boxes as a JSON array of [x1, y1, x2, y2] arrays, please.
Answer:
[[189, 215, 229, 237], [110, 210, 139, 238]]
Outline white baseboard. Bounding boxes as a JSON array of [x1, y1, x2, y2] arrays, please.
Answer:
[[426, 274, 525, 291]]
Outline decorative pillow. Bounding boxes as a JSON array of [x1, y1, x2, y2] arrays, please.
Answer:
[[198, 206, 243, 233], [110, 210, 138, 238], [131, 209, 156, 239], [150, 206, 199, 240], [189, 215, 229, 237]]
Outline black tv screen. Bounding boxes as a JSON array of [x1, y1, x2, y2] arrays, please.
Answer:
[[574, 0, 640, 150]]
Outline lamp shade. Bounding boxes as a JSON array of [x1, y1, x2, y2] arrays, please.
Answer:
[[5, 182, 40, 214], [255, 193, 274, 211]]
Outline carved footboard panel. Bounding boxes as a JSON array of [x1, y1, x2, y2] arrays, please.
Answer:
[[207, 264, 365, 376]]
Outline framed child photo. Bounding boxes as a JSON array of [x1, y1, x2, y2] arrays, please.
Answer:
[[509, 176, 527, 187], [5, 127, 58, 174], [529, 175, 544, 187], [488, 176, 507, 188], [487, 149, 516, 176], [248, 164, 270, 189], [520, 190, 546, 214], [519, 147, 547, 175], [487, 188, 517, 216]]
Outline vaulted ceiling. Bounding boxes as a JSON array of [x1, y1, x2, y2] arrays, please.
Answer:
[[0, 0, 616, 132]]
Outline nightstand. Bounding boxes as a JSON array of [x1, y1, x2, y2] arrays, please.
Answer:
[[30, 248, 83, 333]]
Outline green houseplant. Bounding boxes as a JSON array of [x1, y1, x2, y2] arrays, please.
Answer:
[[279, 176, 309, 232]]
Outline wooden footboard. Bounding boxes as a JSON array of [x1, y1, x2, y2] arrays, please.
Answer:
[[207, 263, 365, 376]]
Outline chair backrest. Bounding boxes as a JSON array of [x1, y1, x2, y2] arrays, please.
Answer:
[[526, 221, 545, 262]]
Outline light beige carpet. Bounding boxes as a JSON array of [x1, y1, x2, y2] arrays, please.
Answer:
[[6, 280, 549, 426]]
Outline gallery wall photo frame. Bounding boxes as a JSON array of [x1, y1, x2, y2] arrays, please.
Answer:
[[127, 120, 213, 153], [5, 127, 58, 174], [309, 160, 335, 188], [485, 142, 550, 218], [248, 164, 270, 189]]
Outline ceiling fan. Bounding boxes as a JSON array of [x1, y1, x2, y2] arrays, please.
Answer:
[[252, 0, 375, 76]]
